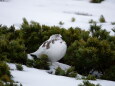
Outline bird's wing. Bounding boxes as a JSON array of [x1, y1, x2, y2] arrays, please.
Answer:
[[29, 40, 49, 58]]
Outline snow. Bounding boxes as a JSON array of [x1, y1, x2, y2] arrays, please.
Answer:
[[49, 62, 70, 74], [8, 63, 115, 86], [89, 69, 102, 78], [51, 62, 70, 70], [0, 0, 115, 35]]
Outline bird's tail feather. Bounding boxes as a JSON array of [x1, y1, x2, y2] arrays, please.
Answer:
[[27, 49, 43, 60], [30, 54, 37, 59]]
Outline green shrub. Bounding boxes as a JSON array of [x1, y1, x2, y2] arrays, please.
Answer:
[[89, 19, 96, 24], [55, 67, 66, 76], [78, 80, 101, 86], [101, 66, 115, 81], [0, 54, 7, 62], [34, 54, 49, 70], [59, 21, 64, 25], [0, 18, 115, 81], [16, 64, 23, 71], [66, 67, 77, 77], [0, 62, 11, 77], [55, 67, 77, 77], [1, 75, 11, 82], [20, 19, 115, 80], [90, 0, 104, 3], [82, 74, 96, 80], [99, 15, 106, 23], [26, 59, 35, 67], [3, 82, 20, 86], [111, 22, 115, 25], [8, 39, 27, 64], [0, 35, 9, 62], [71, 17, 76, 22], [66, 67, 75, 75], [20, 83, 23, 86], [67, 72, 77, 77], [112, 28, 115, 33], [89, 23, 109, 40], [87, 74, 96, 80], [0, 81, 4, 86], [0, 62, 12, 82], [21, 19, 42, 53]]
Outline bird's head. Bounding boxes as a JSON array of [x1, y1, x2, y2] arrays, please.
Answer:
[[49, 34, 62, 40]]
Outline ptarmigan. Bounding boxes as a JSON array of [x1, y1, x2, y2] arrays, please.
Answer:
[[29, 34, 67, 62]]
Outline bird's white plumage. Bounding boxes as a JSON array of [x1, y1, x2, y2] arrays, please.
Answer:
[[29, 34, 67, 62]]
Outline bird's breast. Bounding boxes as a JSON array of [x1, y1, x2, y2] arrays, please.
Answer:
[[44, 40, 67, 62]]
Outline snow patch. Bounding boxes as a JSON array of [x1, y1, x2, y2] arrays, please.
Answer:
[[0, 0, 115, 35], [7, 63, 115, 86]]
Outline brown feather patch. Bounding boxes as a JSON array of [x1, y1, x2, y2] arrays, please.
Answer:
[[46, 41, 51, 49], [52, 40, 55, 44], [60, 41, 62, 43], [42, 41, 47, 47]]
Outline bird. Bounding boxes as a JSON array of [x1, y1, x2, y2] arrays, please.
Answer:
[[28, 34, 67, 62]]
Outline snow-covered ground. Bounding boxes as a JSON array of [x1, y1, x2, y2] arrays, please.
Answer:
[[8, 63, 115, 86], [0, 0, 115, 35]]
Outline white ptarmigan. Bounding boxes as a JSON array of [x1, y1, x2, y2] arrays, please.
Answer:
[[29, 34, 67, 62]]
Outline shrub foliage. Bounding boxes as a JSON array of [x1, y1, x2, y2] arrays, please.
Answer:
[[0, 61, 12, 82], [33, 54, 49, 70], [78, 80, 101, 86], [99, 15, 106, 23], [55, 67, 77, 78], [0, 18, 115, 81], [90, 0, 104, 3], [16, 64, 23, 71]]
